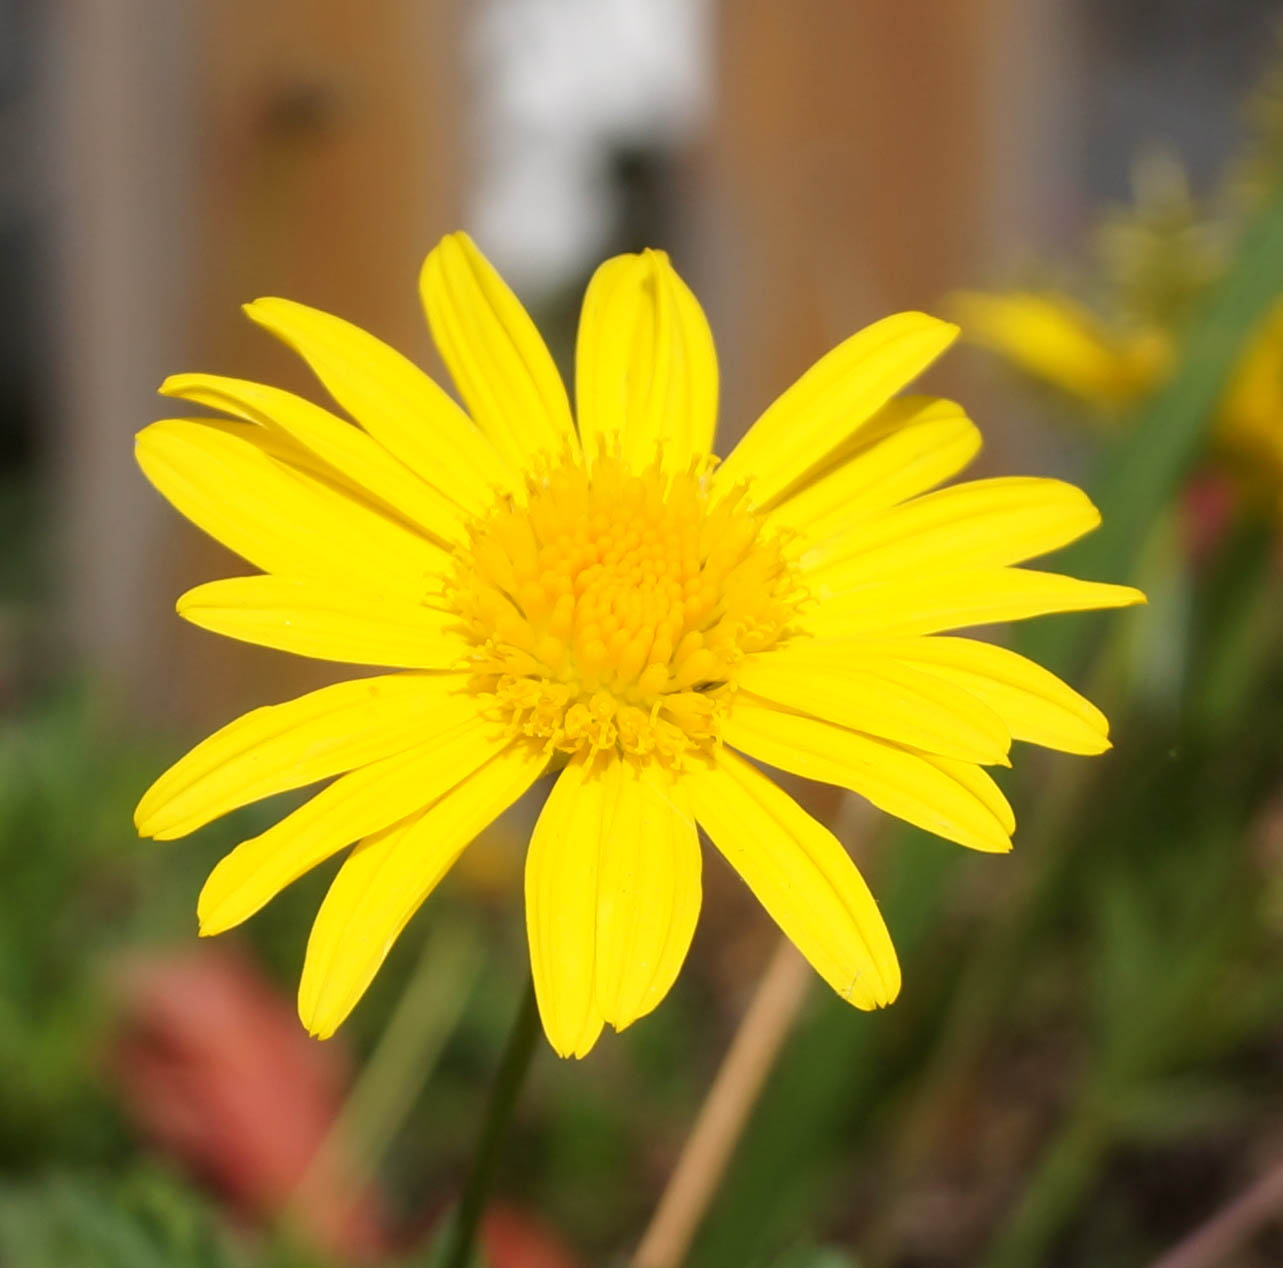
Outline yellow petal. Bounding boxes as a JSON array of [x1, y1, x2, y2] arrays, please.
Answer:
[[724, 694, 1013, 852], [163, 413, 369, 495], [243, 296, 514, 514], [160, 373, 467, 545], [767, 396, 981, 536], [802, 567, 1147, 639], [525, 756, 702, 1056], [576, 250, 718, 470], [525, 756, 607, 1058], [197, 705, 510, 935], [684, 748, 899, 1008], [177, 576, 471, 668], [135, 419, 448, 600], [855, 636, 1113, 754], [299, 741, 547, 1039], [715, 312, 958, 507], [804, 477, 1102, 588], [951, 290, 1167, 408], [135, 673, 468, 840], [595, 763, 701, 1031], [421, 231, 578, 469], [738, 650, 1011, 764], [925, 753, 1017, 835]]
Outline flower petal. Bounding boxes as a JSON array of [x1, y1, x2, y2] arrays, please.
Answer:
[[802, 567, 1146, 639], [177, 576, 471, 668], [421, 231, 578, 468], [135, 673, 469, 840], [197, 704, 511, 935], [737, 651, 1011, 764], [243, 296, 515, 514], [525, 756, 606, 1058], [804, 477, 1103, 587], [524, 756, 702, 1057], [576, 250, 718, 470], [951, 290, 1166, 408], [299, 741, 547, 1039], [683, 748, 899, 1008], [160, 373, 468, 545], [926, 753, 1017, 836], [135, 419, 449, 599], [520, 759, 703, 1057], [767, 396, 981, 536], [595, 763, 701, 1031], [853, 636, 1113, 754], [715, 312, 958, 507], [724, 694, 1012, 852]]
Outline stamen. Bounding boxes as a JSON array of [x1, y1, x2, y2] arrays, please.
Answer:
[[452, 455, 801, 767]]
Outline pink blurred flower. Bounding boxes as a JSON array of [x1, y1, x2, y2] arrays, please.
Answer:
[[108, 945, 389, 1261]]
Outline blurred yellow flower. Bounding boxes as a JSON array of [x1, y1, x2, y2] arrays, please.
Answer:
[[1215, 298, 1283, 498], [134, 233, 1143, 1057], [950, 290, 1171, 411], [953, 288, 1283, 505]]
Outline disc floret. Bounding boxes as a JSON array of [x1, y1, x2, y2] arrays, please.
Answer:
[[453, 455, 801, 766]]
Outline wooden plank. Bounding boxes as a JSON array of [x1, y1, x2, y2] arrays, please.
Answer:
[[55, 1, 462, 724], [51, 1, 194, 710], [708, 0, 1069, 459]]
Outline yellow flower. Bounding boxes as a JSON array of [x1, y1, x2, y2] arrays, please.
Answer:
[[953, 289, 1283, 511], [135, 233, 1144, 1058], [1217, 298, 1283, 502], [950, 290, 1171, 412]]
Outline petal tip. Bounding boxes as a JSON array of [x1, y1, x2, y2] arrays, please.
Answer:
[[242, 297, 276, 319], [298, 1001, 337, 1041]]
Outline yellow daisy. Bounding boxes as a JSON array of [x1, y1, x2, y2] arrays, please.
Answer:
[[949, 290, 1171, 412], [953, 289, 1283, 510], [1214, 297, 1283, 502], [135, 233, 1145, 1058]]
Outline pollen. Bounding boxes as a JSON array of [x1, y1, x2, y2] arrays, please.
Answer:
[[452, 455, 802, 765]]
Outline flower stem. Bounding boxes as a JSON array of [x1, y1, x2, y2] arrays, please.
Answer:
[[440, 975, 540, 1268], [302, 920, 482, 1205], [633, 937, 812, 1268]]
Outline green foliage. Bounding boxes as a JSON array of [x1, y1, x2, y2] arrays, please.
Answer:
[[0, 1169, 246, 1268], [771, 1247, 861, 1268]]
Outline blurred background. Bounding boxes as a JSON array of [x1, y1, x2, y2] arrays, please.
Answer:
[[4, 1, 1283, 1265]]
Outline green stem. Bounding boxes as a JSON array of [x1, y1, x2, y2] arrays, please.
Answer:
[[281, 922, 480, 1259], [318, 920, 481, 1191], [440, 977, 541, 1268]]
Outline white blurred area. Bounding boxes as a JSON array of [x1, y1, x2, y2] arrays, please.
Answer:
[[467, 0, 711, 296]]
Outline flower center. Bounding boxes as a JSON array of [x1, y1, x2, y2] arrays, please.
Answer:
[[452, 455, 801, 765]]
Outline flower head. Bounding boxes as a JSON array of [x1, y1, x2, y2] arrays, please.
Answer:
[[950, 156, 1283, 514], [135, 233, 1143, 1057], [953, 287, 1283, 513]]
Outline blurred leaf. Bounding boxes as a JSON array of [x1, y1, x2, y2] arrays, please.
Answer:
[[0, 1170, 245, 1268], [1108, 1076, 1256, 1143], [1184, 517, 1282, 735]]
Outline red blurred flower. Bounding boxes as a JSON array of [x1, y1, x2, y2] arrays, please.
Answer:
[[108, 945, 389, 1261]]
